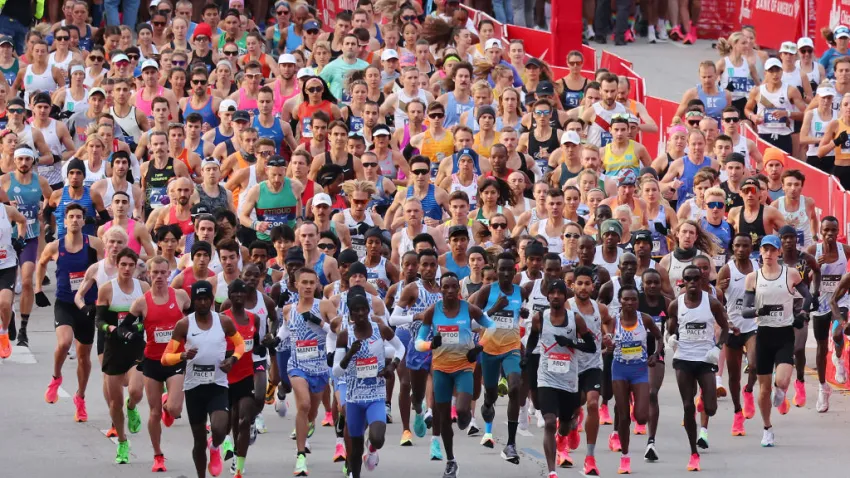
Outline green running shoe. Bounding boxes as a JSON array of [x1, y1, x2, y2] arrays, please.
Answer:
[[498, 377, 509, 397], [115, 440, 130, 464], [294, 454, 308, 476], [414, 411, 427, 438], [307, 422, 315, 438], [221, 434, 235, 461], [126, 398, 141, 434]]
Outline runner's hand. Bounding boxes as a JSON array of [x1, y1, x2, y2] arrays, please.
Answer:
[[490, 295, 509, 314], [220, 356, 236, 373], [430, 334, 442, 349], [302, 311, 322, 326], [348, 340, 362, 356], [466, 344, 483, 363], [35, 291, 51, 307], [705, 346, 720, 365], [184, 348, 198, 360]]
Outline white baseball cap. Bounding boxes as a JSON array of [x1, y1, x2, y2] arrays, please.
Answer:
[[278, 53, 296, 64], [835, 25, 850, 39], [381, 49, 399, 61], [111, 53, 130, 64], [297, 67, 315, 79], [764, 58, 783, 70], [141, 59, 159, 70], [797, 37, 814, 49], [778, 41, 797, 55], [818, 85, 837, 97], [313, 193, 332, 207], [219, 99, 238, 112], [560, 130, 581, 145], [484, 38, 502, 51]]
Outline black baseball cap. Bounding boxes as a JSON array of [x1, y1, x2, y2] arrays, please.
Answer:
[[338, 249, 359, 266], [192, 280, 214, 299], [741, 177, 761, 190], [536, 81, 554, 96], [285, 247, 306, 265], [233, 110, 251, 122], [726, 152, 746, 165], [448, 225, 469, 238], [191, 203, 211, 217], [227, 278, 249, 294], [348, 262, 368, 277], [525, 57, 543, 68], [633, 230, 653, 243]]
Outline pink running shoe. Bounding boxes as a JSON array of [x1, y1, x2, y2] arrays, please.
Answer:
[[687, 453, 700, 471], [161, 393, 174, 427], [333, 442, 347, 462], [608, 431, 622, 452], [633, 423, 647, 435], [567, 428, 580, 450], [451, 405, 458, 423], [599, 404, 613, 425], [207, 438, 223, 477], [792, 380, 806, 407], [683, 28, 697, 45], [731, 411, 746, 436], [777, 397, 791, 415], [45, 376, 62, 404], [73, 395, 87, 422], [668, 25, 684, 41], [743, 391, 756, 419], [617, 455, 631, 474]]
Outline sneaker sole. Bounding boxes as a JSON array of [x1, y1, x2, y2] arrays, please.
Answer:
[[499, 453, 519, 464]]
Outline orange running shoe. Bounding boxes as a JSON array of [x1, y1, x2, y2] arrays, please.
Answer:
[[0, 332, 11, 358], [73, 395, 87, 422], [742, 390, 755, 419], [599, 404, 613, 425], [777, 398, 790, 415], [617, 455, 631, 474], [633, 423, 647, 435], [45, 376, 62, 403], [608, 431, 622, 452], [152, 454, 167, 472], [792, 380, 806, 407], [106, 426, 118, 438], [687, 453, 700, 471], [161, 393, 174, 427], [731, 411, 746, 436], [583, 456, 600, 476]]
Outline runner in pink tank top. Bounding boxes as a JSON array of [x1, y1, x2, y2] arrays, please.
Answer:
[[397, 123, 426, 180], [238, 88, 259, 114], [136, 85, 164, 118], [104, 219, 142, 254], [273, 82, 301, 115]]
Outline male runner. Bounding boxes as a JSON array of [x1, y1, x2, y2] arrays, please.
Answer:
[[639, 267, 671, 461]]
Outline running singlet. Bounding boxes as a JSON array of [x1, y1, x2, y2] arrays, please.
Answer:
[[443, 252, 470, 277], [420, 130, 454, 180], [144, 158, 176, 212], [56, 235, 98, 304], [481, 284, 522, 355], [253, 116, 285, 152], [136, 86, 165, 120], [755, 266, 795, 328], [429, 301, 475, 374], [725, 259, 758, 334], [537, 309, 579, 392], [776, 195, 814, 248], [168, 206, 194, 236], [674, 291, 716, 361], [297, 100, 334, 141], [697, 84, 728, 124], [286, 299, 327, 375], [345, 320, 387, 404], [8, 172, 43, 239], [588, 102, 627, 147], [55, 186, 97, 238], [184, 96, 219, 128], [406, 184, 443, 220], [569, 298, 603, 372], [183, 312, 229, 390], [613, 313, 649, 365], [224, 309, 257, 383], [255, 178, 298, 240], [603, 140, 640, 177], [815, 244, 850, 314], [443, 92, 474, 127], [143, 288, 185, 360]]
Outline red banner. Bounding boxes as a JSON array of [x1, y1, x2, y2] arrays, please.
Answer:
[[697, 0, 742, 39], [315, 0, 358, 32], [739, 0, 802, 49], [506, 25, 557, 64]]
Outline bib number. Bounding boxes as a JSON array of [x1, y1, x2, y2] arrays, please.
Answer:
[[437, 325, 459, 344], [244, 338, 254, 350], [148, 186, 167, 209], [69, 271, 85, 291], [600, 131, 613, 147], [822, 275, 841, 294], [492, 312, 514, 330], [296, 339, 319, 360], [712, 254, 726, 268], [547, 352, 571, 373], [763, 304, 784, 318], [355, 356, 379, 378], [681, 322, 709, 342], [764, 108, 785, 126], [154, 327, 173, 344], [620, 342, 643, 361], [191, 364, 215, 383]]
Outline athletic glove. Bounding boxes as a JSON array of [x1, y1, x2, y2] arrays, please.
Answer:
[[356, 222, 370, 235], [520, 308, 529, 319], [84, 215, 97, 226], [705, 346, 721, 365], [665, 332, 678, 353], [793, 311, 808, 329], [554, 334, 576, 348], [12, 237, 26, 257], [52, 154, 62, 166], [653, 221, 668, 237], [302, 311, 322, 326], [811, 293, 820, 312], [35, 291, 51, 307], [278, 288, 291, 307], [430, 334, 442, 349], [466, 344, 483, 363], [835, 131, 849, 147]]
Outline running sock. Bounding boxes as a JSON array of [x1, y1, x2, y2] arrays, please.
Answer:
[[484, 421, 493, 434], [20, 314, 29, 331], [335, 414, 346, 437], [507, 421, 518, 445], [587, 444, 596, 456], [298, 451, 306, 457], [236, 457, 245, 472], [647, 437, 655, 444]]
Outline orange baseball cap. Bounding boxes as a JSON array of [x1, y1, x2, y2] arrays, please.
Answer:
[[763, 147, 785, 167]]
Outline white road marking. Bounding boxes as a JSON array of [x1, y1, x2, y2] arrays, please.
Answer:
[[58, 386, 71, 398], [0, 346, 37, 364]]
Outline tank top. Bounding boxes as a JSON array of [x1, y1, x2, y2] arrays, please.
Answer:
[[756, 83, 793, 136], [345, 320, 386, 403], [781, 66, 804, 90], [343, 208, 375, 259], [776, 195, 813, 248], [36, 120, 63, 186], [253, 116, 285, 151], [212, 126, 233, 145], [374, 149, 395, 178], [84, 66, 103, 88], [420, 129, 454, 179], [594, 244, 623, 277], [23, 64, 58, 104], [135, 85, 165, 120], [48, 51, 73, 81], [602, 140, 640, 177], [647, 206, 670, 258], [273, 80, 301, 115], [725, 259, 758, 333], [406, 280, 443, 347], [481, 284, 522, 355], [143, 288, 184, 360], [365, 256, 390, 298], [406, 183, 442, 220], [184, 312, 229, 390], [527, 127, 560, 176], [523, 278, 549, 351], [535, 218, 565, 254], [613, 313, 648, 365], [560, 77, 587, 110], [807, 108, 834, 157], [815, 243, 850, 313], [667, 248, 704, 290], [104, 219, 141, 253], [168, 206, 194, 236], [443, 252, 470, 277], [0, 206, 14, 270], [144, 158, 175, 211], [60, 86, 87, 115], [237, 88, 259, 115], [722, 56, 754, 101], [696, 84, 728, 124], [103, 179, 136, 218], [313, 253, 330, 286], [443, 92, 475, 127], [256, 178, 298, 240], [196, 184, 230, 214], [225, 308, 257, 383], [184, 96, 219, 128], [394, 88, 430, 127], [737, 205, 767, 250], [111, 106, 143, 149], [55, 186, 96, 238], [429, 300, 475, 373], [450, 174, 478, 209], [569, 298, 603, 372], [286, 298, 327, 374], [536, 309, 579, 391], [296, 100, 333, 140], [674, 291, 716, 361], [638, 293, 667, 338], [0, 58, 18, 87], [796, 59, 822, 91], [588, 101, 627, 147], [94, 260, 117, 288], [56, 235, 97, 303], [108, 277, 142, 319], [8, 172, 43, 239], [755, 266, 794, 328], [606, 276, 643, 318], [833, 119, 850, 162]]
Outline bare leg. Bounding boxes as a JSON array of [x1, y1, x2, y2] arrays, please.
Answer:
[[675, 369, 699, 455]]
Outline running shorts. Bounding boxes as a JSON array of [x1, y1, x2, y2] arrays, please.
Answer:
[[102, 336, 144, 376], [611, 360, 649, 384], [758, 133, 792, 154], [228, 376, 255, 405], [433, 369, 474, 404], [537, 387, 580, 420], [346, 400, 386, 438], [813, 309, 847, 341], [726, 330, 756, 350], [185, 384, 229, 425], [579, 367, 603, 394], [54, 300, 95, 345], [289, 367, 329, 394], [755, 325, 795, 375], [18, 239, 38, 265], [142, 357, 185, 382], [0, 266, 15, 291], [481, 349, 522, 388], [672, 359, 718, 375]]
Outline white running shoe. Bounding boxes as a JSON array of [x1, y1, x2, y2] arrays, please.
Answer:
[[536, 410, 545, 428], [832, 354, 847, 383], [255, 413, 267, 434], [761, 428, 775, 447], [586, 25, 595, 39], [648, 25, 657, 43], [68, 346, 76, 360], [518, 404, 529, 432], [657, 20, 670, 41], [816, 383, 832, 413], [275, 399, 289, 417], [364, 442, 379, 471], [772, 387, 786, 408], [14, 275, 21, 295]]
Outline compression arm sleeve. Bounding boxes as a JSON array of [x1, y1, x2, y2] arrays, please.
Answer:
[[414, 321, 432, 352], [95, 305, 111, 333], [525, 328, 539, 359], [389, 306, 413, 326], [478, 313, 496, 331], [388, 334, 406, 361], [230, 332, 245, 361], [161, 340, 184, 366], [795, 282, 813, 313], [574, 331, 598, 353], [741, 291, 758, 319], [332, 347, 347, 377]]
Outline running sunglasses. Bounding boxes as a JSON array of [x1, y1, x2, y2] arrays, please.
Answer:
[[362, 162, 378, 168], [428, 112, 444, 119], [490, 223, 507, 229], [306, 86, 324, 93], [706, 201, 725, 210], [411, 169, 430, 176], [681, 275, 700, 282], [564, 233, 581, 239], [723, 117, 740, 123], [318, 243, 336, 250]]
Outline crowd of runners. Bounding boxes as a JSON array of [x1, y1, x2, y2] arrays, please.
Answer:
[[0, 1, 849, 478]]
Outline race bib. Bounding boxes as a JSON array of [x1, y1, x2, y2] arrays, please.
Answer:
[[301, 117, 313, 137], [681, 322, 709, 342], [729, 76, 753, 92], [437, 325, 459, 344], [620, 340, 643, 361], [733, 298, 744, 312], [600, 131, 613, 147], [244, 338, 254, 350], [69, 271, 85, 291], [795, 229, 805, 247], [712, 254, 726, 268], [295, 339, 319, 360], [763, 304, 784, 318], [148, 186, 167, 210], [564, 91, 582, 108], [652, 240, 662, 254], [822, 275, 841, 294], [154, 327, 173, 344], [532, 303, 549, 314], [352, 237, 366, 256], [492, 312, 515, 330], [0, 249, 6, 260], [191, 364, 215, 383], [547, 352, 571, 373], [19, 203, 38, 226], [355, 356, 379, 378], [763, 108, 785, 126]]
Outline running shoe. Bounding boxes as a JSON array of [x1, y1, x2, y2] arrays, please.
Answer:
[[599, 404, 613, 425], [624, 28, 635, 43], [322, 410, 334, 427], [656, 20, 670, 41], [256, 413, 268, 433], [467, 418, 480, 436], [451, 405, 458, 423], [536, 409, 545, 428], [584, 456, 600, 476], [400, 430, 413, 446], [832, 354, 846, 383], [687, 453, 700, 471], [73, 395, 88, 422], [743, 390, 756, 419], [0, 332, 10, 358], [577, 407, 584, 432], [290, 428, 296, 440], [127, 397, 141, 433], [683, 28, 697, 45], [161, 393, 174, 427], [481, 401, 496, 424], [430, 438, 443, 461], [386, 402, 393, 424], [208, 438, 223, 476], [498, 377, 509, 397], [249, 422, 258, 445], [342, 462, 348, 477], [567, 427, 580, 450], [816, 383, 832, 413], [364, 441, 379, 471], [294, 454, 308, 476], [695, 395, 704, 413], [648, 25, 658, 43], [106, 426, 118, 438], [265, 382, 276, 405], [480, 432, 495, 448], [443, 460, 459, 478], [275, 399, 289, 417], [731, 411, 746, 436], [152, 454, 167, 472], [304, 439, 311, 454], [424, 408, 434, 429], [68, 345, 76, 360], [115, 440, 130, 464], [518, 404, 528, 431], [557, 448, 573, 468], [668, 25, 683, 41], [617, 455, 631, 474], [16, 329, 28, 347], [793, 380, 806, 407], [761, 428, 775, 447], [633, 423, 647, 435], [608, 431, 622, 452], [500, 443, 519, 464], [45, 376, 62, 403], [716, 375, 727, 398], [777, 397, 790, 415], [644, 442, 658, 461], [556, 434, 570, 464], [697, 428, 709, 449], [414, 411, 427, 438], [221, 435, 235, 461], [334, 441, 347, 462], [772, 386, 787, 408]]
